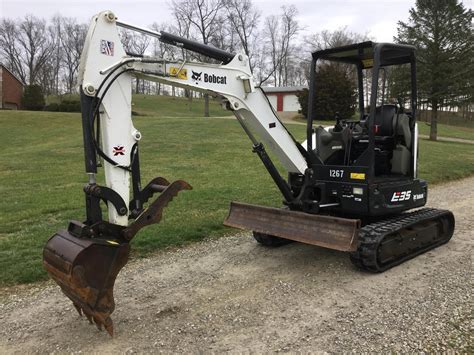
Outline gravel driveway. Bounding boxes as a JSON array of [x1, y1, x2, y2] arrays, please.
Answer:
[[1, 177, 472, 353]]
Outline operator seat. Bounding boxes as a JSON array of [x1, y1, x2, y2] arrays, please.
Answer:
[[374, 104, 397, 138], [373, 104, 412, 175], [315, 125, 347, 164]]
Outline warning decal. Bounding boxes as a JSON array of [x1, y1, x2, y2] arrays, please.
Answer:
[[169, 67, 188, 80]]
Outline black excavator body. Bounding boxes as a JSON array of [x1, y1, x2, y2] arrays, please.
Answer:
[[226, 41, 455, 271]]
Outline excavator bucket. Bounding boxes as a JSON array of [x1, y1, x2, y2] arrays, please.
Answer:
[[43, 179, 192, 336], [224, 202, 361, 252], [43, 228, 129, 336]]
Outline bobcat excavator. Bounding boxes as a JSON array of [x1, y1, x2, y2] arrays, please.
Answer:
[[43, 11, 455, 335]]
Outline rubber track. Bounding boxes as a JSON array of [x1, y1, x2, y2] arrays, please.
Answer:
[[350, 208, 454, 273]]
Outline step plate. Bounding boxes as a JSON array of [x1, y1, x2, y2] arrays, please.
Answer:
[[224, 202, 360, 252]]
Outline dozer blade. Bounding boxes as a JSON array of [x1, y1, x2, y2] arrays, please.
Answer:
[[224, 202, 361, 252], [43, 229, 129, 336]]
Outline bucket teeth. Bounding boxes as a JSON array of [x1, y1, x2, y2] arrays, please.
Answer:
[[73, 303, 83, 316], [73, 303, 114, 335], [104, 317, 114, 336], [93, 317, 102, 330], [85, 312, 93, 324]]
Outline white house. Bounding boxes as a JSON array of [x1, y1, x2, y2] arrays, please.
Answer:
[[262, 86, 305, 113]]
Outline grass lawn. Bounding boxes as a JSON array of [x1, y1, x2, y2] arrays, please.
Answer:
[[47, 93, 233, 118], [1, 107, 474, 286], [417, 122, 474, 141], [291, 116, 474, 141]]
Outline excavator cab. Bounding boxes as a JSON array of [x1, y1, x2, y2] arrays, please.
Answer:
[[228, 42, 454, 272], [294, 41, 425, 217]]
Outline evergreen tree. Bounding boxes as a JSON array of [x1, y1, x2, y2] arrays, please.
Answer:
[[297, 64, 356, 120], [396, 0, 473, 140], [22, 85, 45, 111]]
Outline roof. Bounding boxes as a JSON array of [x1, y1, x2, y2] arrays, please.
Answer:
[[312, 41, 415, 67], [0, 64, 24, 86], [262, 86, 306, 93]]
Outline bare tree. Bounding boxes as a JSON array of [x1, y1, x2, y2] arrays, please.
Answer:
[[306, 27, 368, 52], [0, 15, 87, 94], [305, 28, 371, 106], [257, 6, 300, 87], [209, 15, 235, 52], [48, 15, 63, 94], [17, 15, 54, 85], [171, 0, 226, 117], [0, 18, 27, 83], [120, 30, 150, 93], [58, 17, 87, 93], [279, 5, 300, 86], [150, 21, 181, 95], [223, 0, 260, 70], [259, 14, 280, 85]]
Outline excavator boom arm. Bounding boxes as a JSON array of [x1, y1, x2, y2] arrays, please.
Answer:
[[78, 11, 307, 226]]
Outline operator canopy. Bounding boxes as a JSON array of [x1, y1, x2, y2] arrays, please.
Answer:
[[312, 41, 416, 68]]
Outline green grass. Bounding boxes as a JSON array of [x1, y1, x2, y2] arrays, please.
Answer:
[[1, 103, 474, 286], [131, 94, 232, 117], [47, 93, 232, 118], [417, 139, 474, 181], [417, 122, 474, 141], [418, 110, 474, 129], [292, 115, 474, 141]]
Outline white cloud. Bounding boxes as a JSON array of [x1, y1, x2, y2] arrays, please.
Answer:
[[369, 21, 399, 42]]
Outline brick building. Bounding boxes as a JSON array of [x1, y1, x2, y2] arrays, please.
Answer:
[[0, 64, 24, 110]]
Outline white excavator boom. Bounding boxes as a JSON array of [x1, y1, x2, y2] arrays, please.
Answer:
[[78, 11, 308, 226]]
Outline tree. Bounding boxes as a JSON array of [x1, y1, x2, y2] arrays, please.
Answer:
[[279, 5, 299, 86], [396, 0, 473, 140], [0, 18, 27, 84], [120, 30, 150, 94], [0, 15, 53, 88], [260, 14, 280, 85], [16, 16, 54, 86], [22, 84, 45, 110], [257, 6, 300, 86], [223, 0, 260, 71], [297, 64, 356, 120], [304, 27, 370, 106], [296, 28, 367, 120], [171, 0, 225, 117], [47, 15, 63, 95], [306, 27, 368, 52], [58, 17, 87, 93]]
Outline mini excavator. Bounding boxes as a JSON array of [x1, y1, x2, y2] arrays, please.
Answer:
[[43, 11, 455, 335]]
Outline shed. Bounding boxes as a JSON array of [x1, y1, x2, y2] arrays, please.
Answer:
[[0, 64, 24, 110], [262, 86, 305, 113]]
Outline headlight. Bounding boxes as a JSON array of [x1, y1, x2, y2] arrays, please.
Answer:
[[353, 187, 363, 195]]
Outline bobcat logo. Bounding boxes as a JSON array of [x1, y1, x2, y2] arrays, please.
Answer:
[[192, 71, 202, 81]]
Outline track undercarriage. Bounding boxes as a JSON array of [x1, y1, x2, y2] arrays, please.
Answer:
[[350, 208, 455, 272], [235, 205, 455, 272]]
